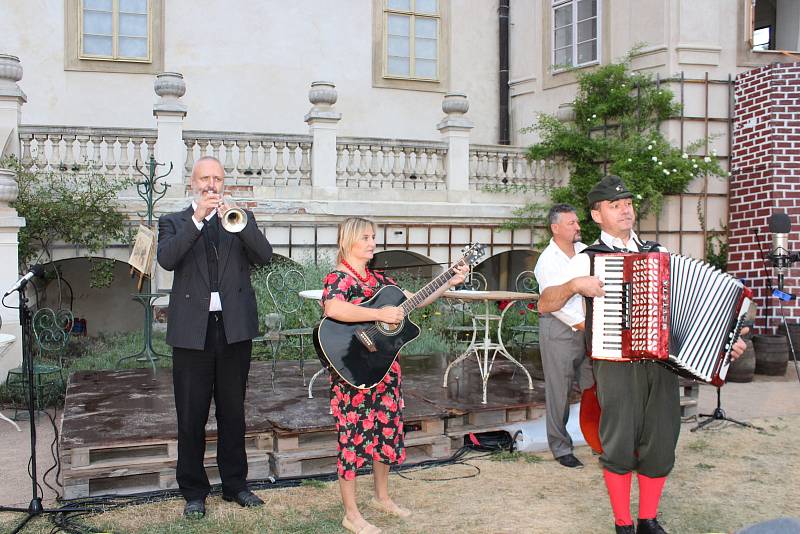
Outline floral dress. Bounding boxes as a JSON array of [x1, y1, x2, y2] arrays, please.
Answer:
[[321, 269, 406, 481]]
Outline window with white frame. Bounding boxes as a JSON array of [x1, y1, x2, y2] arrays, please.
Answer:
[[552, 0, 599, 70], [384, 0, 440, 80], [81, 0, 150, 61]]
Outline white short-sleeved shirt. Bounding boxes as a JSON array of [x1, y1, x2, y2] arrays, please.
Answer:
[[534, 238, 587, 327], [551, 230, 654, 325]]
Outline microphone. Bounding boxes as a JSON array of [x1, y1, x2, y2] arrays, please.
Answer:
[[769, 212, 793, 291], [3, 264, 44, 297]]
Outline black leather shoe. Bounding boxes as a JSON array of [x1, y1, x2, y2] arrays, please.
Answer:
[[637, 518, 667, 534], [222, 489, 264, 508], [615, 525, 635, 534], [556, 453, 584, 468], [183, 499, 206, 518]]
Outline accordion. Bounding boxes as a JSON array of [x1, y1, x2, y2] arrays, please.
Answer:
[[588, 252, 752, 386]]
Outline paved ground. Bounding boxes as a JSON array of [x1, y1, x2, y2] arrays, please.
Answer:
[[1, 363, 799, 509]]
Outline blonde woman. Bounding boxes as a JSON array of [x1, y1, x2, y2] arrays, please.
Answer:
[[321, 217, 467, 534]]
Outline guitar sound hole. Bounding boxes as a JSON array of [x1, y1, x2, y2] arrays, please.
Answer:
[[378, 321, 403, 335]]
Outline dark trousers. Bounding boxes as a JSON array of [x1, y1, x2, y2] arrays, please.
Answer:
[[172, 312, 252, 501], [594, 359, 681, 478]]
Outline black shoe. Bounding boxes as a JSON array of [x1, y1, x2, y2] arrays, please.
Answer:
[[222, 489, 265, 508], [615, 525, 635, 534], [183, 498, 206, 518], [556, 453, 584, 468], [637, 518, 667, 534]]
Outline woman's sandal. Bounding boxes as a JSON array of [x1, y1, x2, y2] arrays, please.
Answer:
[[342, 516, 382, 534], [369, 498, 412, 518]]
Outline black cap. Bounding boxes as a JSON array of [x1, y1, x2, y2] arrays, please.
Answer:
[[587, 175, 633, 206]]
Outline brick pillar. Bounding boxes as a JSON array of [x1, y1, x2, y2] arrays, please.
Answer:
[[728, 63, 800, 333]]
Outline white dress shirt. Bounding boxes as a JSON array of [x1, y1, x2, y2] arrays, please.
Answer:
[[551, 230, 656, 325], [191, 201, 222, 312], [534, 238, 587, 327]]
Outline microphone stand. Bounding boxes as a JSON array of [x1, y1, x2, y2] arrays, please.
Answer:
[[690, 385, 762, 432], [0, 281, 63, 533]]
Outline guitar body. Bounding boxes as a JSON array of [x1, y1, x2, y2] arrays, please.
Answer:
[[313, 285, 421, 389]]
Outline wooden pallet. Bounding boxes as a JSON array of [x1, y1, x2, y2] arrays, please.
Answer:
[[61, 432, 273, 499], [269, 417, 450, 479], [444, 404, 546, 451]]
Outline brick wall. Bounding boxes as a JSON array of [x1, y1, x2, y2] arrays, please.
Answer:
[[728, 63, 800, 333]]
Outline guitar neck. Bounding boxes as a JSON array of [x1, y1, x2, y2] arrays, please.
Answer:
[[400, 258, 465, 315]]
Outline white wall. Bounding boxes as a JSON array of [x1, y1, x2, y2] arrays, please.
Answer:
[[0, 0, 501, 144]]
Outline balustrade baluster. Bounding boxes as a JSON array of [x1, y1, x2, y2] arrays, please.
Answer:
[[299, 142, 311, 184], [274, 141, 287, 184]]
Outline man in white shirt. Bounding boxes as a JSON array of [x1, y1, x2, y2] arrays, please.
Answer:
[[538, 175, 747, 534], [534, 204, 593, 468]]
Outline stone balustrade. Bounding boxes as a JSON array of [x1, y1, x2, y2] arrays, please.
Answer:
[[335, 137, 447, 190], [18, 126, 157, 178], [469, 144, 562, 190], [182, 131, 312, 187]]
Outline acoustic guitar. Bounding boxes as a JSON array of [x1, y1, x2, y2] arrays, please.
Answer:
[[313, 243, 486, 389]]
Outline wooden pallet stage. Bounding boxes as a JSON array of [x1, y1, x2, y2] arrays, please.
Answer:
[[59, 353, 546, 498]]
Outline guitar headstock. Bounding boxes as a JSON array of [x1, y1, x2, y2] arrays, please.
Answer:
[[460, 242, 486, 267]]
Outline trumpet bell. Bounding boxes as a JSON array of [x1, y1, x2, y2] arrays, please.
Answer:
[[221, 207, 247, 233]]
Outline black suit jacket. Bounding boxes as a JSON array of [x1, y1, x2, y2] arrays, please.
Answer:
[[157, 206, 272, 350]]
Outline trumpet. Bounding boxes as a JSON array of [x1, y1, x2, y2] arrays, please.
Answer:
[[220, 205, 247, 233]]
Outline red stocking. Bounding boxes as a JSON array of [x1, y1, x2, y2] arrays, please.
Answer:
[[637, 474, 667, 520], [603, 469, 633, 526]]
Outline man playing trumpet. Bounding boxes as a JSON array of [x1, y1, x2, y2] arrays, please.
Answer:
[[157, 156, 273, 518]]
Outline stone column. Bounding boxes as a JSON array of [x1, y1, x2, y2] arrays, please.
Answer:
[[304, 81, 341, 199], [0, 167, 25, 383], [437, 92, 474, 201], [0, 54, 27, 158], [153, 72, 187, 189]]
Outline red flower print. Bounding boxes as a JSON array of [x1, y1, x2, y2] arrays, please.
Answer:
[[381, 394, 393, 408], [338, 277, 354, 292], [351, 392, 365, 407], [339, 433, 348, 444], [377, 411, 389, 424], [362, 418, 374, 430], [363, 288, 373, 297], [324, 273, 339, 285], [376, 382, 386, 394], [365, 441, 375, 455], [346, 411, 359, 424], [343, 469, 356, 481], [352, 433, 364, 446], [390, 361, 400, 373], [356, 456, 365, 468], [343, 448, 356, 464], [382, 427, 394, 438], [394, 416, 401, 428]]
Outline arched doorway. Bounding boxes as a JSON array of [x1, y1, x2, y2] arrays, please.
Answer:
[[473, 249, 539, 291], [370, 250, 441, 280]]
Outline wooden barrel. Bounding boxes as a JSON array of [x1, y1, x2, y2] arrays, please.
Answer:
[[726, 338, 755, 383], [752, 334, 789, 376], [776, 323, 800, 355]]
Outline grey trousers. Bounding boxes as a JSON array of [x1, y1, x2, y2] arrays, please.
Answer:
[[538, 315, 594, 459]]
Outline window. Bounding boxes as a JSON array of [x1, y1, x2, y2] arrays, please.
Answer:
[[552, 0, 599, 70], [384, 0, 440, 80], [65, 0, 164, 74], [372, 0, 450, 91], [752, 26, 771, 51], [81, 0, 150, 61]]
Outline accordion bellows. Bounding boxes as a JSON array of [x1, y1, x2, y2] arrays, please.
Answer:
[[589, 252, 752, 386]]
